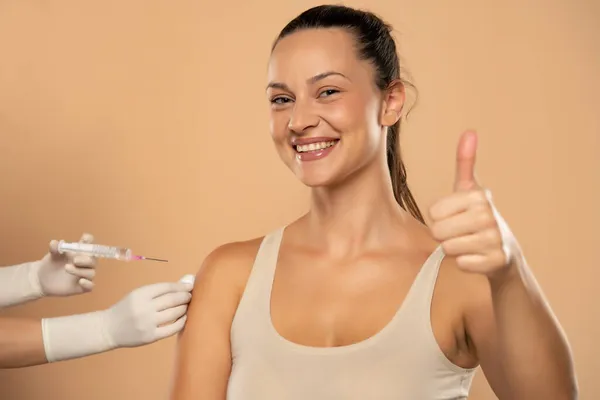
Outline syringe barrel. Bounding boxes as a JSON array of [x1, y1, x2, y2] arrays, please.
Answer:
[[57, 241, 133, 261]]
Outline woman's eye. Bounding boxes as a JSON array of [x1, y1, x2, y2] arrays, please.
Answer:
[[271, 97, 292, 105], [319, 89, 339, 98]]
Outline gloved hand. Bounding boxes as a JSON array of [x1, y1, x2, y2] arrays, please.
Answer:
[[0, 233, 98, 308], [41, 275, 196, 363], [103, 278, 194, 348], [32, 233, 98, 296]]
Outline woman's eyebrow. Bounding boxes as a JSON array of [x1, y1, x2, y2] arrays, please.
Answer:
[[266, 71, 351, 91]]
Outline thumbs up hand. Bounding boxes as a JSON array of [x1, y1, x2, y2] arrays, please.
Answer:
[[429, 131, 519, 277]]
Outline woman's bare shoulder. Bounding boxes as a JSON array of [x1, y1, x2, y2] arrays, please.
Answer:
[[181, 236, 267, 340], [194, 236, 265, 294]]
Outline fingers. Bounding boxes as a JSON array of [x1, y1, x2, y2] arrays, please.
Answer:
[[65, 252, 98, 293], [156, 304, 188, 326], [64, 262, 96, 279], [150, 279, 195, 340], [142, 282, 193, 299], [431, 204, 497, 241], [153, 291, 192, 312], [439, 228, 502, 256], [456, 250, 507, 272], [122, 279, 195, 344], [72, 254, 96, 268], [454, 130, 479, 192], [430, 186, 514, 274], [79, 233, 94, 244], [155, 315, 188, 340], [429, 190, 488, 221], [64, 254, 97, 285], [78, 278, 95, 291]]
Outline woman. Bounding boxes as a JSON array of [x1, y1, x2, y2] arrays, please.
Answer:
[[170, 5, 577, 399]]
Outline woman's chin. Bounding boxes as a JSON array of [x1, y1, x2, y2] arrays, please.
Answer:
[[288, 156, 347, 188], [295, 170, 340, 189]]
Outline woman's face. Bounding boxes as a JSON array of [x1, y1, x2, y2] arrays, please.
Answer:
[[267, 28, 402, 188]]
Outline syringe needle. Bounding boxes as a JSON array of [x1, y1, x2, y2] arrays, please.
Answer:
[[143, 257, 168, 262], [131, 255, 168, 262]]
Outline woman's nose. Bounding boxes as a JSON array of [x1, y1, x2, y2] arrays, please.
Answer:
[[288, 101, 319, 134]]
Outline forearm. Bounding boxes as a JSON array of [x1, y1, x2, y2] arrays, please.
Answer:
[[488, 256, 577, 399], [41, 311, 116, 364], [0, 318, 47, 368], [0, 311, 116, 369], [0, 262, 44, 308]]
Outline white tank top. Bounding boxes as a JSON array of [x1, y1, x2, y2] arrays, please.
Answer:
[[227, 227, 477, 399]]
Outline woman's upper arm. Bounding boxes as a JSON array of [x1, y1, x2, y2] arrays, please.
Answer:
[[169, 241, 255, 400], [461, 278, 512, 399]]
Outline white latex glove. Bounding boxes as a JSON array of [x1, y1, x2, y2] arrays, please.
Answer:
[[0, 233, 98, 308], [103, 279, 194, 348], [31, 233, 98, 296], [41, 275, 195, 362]]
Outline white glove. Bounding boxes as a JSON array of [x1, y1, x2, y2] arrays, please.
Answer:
[[103, 279, 194, 348], [0, 233, 97, 308], [41, 275, 195, 363], [32, 233, 98, 296]]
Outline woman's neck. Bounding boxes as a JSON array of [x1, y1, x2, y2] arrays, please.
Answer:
[[304, 161, 415, 257]]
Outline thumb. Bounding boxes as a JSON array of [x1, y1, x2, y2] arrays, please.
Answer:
[[454, 130, 479, 191], [48, 239, 60, 255], [179, 274, 195, 287]]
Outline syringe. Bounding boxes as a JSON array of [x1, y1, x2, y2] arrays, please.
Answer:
[[57, 241, 168, 262]]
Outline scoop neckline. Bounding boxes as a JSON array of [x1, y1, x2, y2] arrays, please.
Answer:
[[265, 226, 443, 355]]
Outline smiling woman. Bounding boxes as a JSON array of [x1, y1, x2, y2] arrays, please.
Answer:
[[169, 5, 577, 400]]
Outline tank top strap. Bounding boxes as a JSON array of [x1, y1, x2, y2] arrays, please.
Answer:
[[231, 227, 284, 329], [399, 245, 446, 324], [254, 226, 284, 302]]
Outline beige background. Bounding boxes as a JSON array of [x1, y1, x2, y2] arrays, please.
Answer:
[[0, 0, 598, 399]]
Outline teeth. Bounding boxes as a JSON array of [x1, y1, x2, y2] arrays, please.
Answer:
[[296, 140, 337, 153]]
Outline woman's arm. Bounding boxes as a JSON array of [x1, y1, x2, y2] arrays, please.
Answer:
[[169, 241, 257, 400], [429, 131, 577, 399], [464, 257, 578, 399]]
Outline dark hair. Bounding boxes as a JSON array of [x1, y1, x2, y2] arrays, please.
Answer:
[[272, 5, 425, 224]]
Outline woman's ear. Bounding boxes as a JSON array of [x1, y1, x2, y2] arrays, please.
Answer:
[[381, 80, 405, 127]]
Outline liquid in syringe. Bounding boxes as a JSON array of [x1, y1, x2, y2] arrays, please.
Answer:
[[57, 241, 168, 262]]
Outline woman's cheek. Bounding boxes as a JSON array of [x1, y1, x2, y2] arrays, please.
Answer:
[[323, 98, 363, 132], [269, 112, 290, 142]]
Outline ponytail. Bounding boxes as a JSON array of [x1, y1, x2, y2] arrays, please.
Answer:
[[386, 121, 426, 224]]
